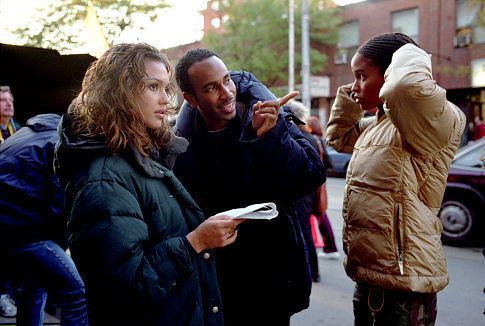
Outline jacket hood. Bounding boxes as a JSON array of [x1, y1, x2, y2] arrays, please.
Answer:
[[54, 113, 189, 187], [26, 114, 61, 132], [54, 113, 109, 187], [157, 134, 189, 170]]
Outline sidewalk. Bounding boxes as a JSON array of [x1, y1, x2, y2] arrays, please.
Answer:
[[0, 311, 60, 325]]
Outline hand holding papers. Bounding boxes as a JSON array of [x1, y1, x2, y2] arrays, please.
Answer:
[[216, 202, 279, 220]]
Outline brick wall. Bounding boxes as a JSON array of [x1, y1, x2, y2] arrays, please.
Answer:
[[321, 0, 485, 97]]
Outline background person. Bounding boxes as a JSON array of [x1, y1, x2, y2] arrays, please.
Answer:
[[0, 113, 88, 325], [54, 43, 243, 326], [285, 100, 322, 283], [306, 115, 340, 259], [471, 115, 485, 141], [0, 86, 20, 143], [326, 32, 465, 325], [174, 48, 325, 326], [0, 85, 22, 318]]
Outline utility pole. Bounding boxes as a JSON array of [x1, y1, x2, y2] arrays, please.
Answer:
[[288, 0, 295, 92], [301, 0, 311, 109]]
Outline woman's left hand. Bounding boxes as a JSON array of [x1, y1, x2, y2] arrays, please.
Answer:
[[186, 215, 246, 253]]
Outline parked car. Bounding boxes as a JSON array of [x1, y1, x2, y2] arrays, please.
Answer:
[[438, 138, 485, 246], [326, 146, 352, 177]]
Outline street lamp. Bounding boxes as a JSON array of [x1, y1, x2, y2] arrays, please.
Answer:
[[301, 0, 311, 109], [289, 0, 295, 93]]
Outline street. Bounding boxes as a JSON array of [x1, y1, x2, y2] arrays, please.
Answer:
[[1, 177, 483, 325], [292, 177, 485, 326]]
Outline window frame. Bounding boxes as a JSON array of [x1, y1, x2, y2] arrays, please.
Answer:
[[391, 7, 419, 44], [335, 20, 359, 65]]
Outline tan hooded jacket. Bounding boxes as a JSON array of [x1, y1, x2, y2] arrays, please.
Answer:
[[327, 44, 466, 293]]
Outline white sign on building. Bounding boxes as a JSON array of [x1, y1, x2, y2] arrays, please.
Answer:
[[471, 58, 485, 88], [310, 76, 330, 97]]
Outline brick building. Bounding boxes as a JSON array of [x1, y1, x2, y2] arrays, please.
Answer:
[[324, 0, 485, 140], [168, 0, 485, 139]]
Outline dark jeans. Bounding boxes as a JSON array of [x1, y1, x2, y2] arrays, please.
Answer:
[[317, 213, 338, 253], [0, 240, 88, 326], [353, 282, 437, 326], [0, 279, 16, 297]]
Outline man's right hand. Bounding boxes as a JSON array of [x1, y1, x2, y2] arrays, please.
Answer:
[[251, 91, 299, 137]]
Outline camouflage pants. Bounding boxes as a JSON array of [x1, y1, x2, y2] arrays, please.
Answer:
[[353, 282, 437, 326]]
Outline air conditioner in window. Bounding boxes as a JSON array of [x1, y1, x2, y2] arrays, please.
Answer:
[[334, 52, 348, 64], [454, 33, 471, 47]]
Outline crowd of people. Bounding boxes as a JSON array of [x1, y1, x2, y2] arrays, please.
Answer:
[[0, 32, 467, 326]]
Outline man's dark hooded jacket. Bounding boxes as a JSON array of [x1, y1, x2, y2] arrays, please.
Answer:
[[173, 71, 326, 322], [54, 113, 223, 326], [0, 114, 65, 251]]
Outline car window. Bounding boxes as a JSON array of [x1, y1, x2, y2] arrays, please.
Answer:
[[453, 146, 484, 168]]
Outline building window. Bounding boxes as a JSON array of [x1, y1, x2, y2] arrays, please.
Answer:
[[211, 18, 221, 28], [211, 0, 220, 11], [335, 21, 359, 65], [391, 8, 419, 43], [471, 58, 485, 87], [456, 0, 485, 47]]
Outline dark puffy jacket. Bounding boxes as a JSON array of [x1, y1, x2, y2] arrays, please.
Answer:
[[54, 114, 223, 326], [174, 71, 326, 318], [0, 114, 65, 251]]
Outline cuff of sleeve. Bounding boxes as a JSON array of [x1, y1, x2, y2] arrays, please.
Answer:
[[182, 236, 198, 256], [241, 122, 258, 140], [240, 115, 286, 147]]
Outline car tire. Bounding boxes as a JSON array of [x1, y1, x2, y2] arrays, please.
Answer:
[[439, 197, 477, 246]]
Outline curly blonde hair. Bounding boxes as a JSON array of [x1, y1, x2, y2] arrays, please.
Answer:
[[74, 43, 176, 156]]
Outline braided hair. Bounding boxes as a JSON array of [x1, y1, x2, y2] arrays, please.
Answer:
[[357, 32, 419, 73]]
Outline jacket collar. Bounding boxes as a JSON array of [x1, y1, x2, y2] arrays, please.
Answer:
[[124, 135, 189, 178]]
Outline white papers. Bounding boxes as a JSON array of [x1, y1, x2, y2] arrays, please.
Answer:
[[216, 202, 279, 220]]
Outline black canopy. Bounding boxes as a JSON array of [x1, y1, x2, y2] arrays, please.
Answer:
[[0, 43, 96, 125]]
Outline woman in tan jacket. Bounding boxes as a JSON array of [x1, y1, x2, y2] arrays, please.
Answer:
[[326, 33, 465, 325]]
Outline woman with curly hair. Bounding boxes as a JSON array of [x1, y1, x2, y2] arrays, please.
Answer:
[[327, 33, 465, 325], [54, 43, 243, 326]]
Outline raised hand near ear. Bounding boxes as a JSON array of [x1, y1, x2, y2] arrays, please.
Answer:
[[252, 91, 299, 137]]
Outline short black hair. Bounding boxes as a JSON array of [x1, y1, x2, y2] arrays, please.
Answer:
[[357, 32, 419, 73], [175, 48, 220, 95]]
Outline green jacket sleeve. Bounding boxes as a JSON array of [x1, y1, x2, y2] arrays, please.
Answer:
[[69, 179, 197, 306]]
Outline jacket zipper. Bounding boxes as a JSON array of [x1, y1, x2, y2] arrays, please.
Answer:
[[396, 204, 404, 275], [398, 253, 404, 275]]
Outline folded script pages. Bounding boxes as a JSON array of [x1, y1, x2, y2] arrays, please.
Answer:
[[216, 202, 279, 220]]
